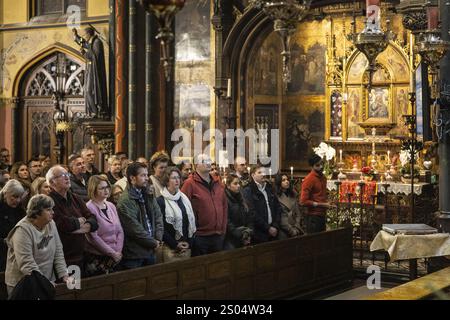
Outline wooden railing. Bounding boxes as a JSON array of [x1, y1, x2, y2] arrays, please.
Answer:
[[1, 227, 353, 300], [366, 266, 450, 300]]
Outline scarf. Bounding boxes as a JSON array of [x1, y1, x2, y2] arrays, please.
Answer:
[[161, 187, 196, 239]]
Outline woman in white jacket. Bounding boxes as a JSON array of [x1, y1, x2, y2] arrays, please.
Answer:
[[5, 194, 68, 297]]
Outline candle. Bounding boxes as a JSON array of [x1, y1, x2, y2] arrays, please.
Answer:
[[427, 6, 439, 30], [224, 177, 227, 185], [247, 166, 250, 173], [290, 166, 294, 179], [339, 149, 343, 162], [226, 78, 231, 98], [387, 150, 390, 160], [269, 168, 272, 179]]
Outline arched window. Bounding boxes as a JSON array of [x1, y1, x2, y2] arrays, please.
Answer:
[[34, 0, 86, 17]]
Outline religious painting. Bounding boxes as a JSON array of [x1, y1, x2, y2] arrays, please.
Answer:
[[284, 106, 324, 168], [389, 86, 409, 137], [347, 53, 368, 84], [347, 87, 365, 139], [288, 42, 326, 95], [330, 91, 342, 138], [254, 33, 280, 96], [175, 0, 210, 61], [368, 87, 389, 119], [174, 83, 211, 131]]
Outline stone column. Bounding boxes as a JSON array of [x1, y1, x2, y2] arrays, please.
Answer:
[[145, 12, 153, 159], [128, 0, 137, 160]]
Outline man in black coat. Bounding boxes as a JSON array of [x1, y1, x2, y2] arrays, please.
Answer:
[[242, 165, 285, 244]]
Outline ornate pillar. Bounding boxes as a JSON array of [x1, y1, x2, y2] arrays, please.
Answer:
[[10, 97, 20, 163], [115, 0, 128, 153], [438, 0, 450, 231], [128, 0, 137, 160], [212, 0, 235, 135], [145, 12, 153, 159], [109, 0, 116, 119]]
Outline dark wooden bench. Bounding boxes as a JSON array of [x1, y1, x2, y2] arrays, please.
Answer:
[[1, 227, 353, 300]]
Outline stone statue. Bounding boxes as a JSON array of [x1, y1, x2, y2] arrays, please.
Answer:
[[73, 27, 109, 119]]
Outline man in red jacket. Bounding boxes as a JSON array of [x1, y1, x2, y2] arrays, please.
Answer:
[[181, 154, 227, 256], [300, 154, 333, 234]]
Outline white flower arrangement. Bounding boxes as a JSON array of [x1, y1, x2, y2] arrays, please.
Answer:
[[313, 142, 336, 161], [399, 149, 419, 166]]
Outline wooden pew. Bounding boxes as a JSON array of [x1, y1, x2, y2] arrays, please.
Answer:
[[1, 227, 353, 300], [366, 266, 450, 300]]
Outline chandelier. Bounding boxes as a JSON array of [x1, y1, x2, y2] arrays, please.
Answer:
[[347, 0, 395, 89], [252, 0, 312, 86], [140, 0, 186, 82]]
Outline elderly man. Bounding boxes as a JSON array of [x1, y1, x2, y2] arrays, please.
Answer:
[[81, 147, 99, 180], [47, 165, 98, 272], [181, 154, 227, 256], [234, 156, 250, 187], [107, 155, 123, 185], [117, 162, 163, 269], [68, 154, 89, 202]]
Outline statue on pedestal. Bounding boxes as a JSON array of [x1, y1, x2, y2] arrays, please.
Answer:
[[73, 26, 109, 119]]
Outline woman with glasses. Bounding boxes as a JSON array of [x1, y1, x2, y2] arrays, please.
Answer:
[[157, 167, 196, 262], [85, 175, 124, 276]]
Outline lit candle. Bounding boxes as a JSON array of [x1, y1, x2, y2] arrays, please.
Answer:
[[226, 78, 231, 98], [224, 177, 227, 185], [290, 166, 294, 180], [339, 149, 343, 162], [247, 166, 250, 173], [269, 168, 272, 179], [427, 6, 439, 30]]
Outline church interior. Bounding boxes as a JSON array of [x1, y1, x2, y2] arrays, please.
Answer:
[[0, 0, 450, 300]]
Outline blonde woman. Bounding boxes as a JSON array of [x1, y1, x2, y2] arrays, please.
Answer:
[[85, 175, 124, 275], [31, 177, 51, 196]]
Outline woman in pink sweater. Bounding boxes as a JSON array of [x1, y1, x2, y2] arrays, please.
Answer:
[[85, 175, 124, 276]]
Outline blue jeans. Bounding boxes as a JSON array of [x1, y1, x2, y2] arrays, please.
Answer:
[[119, 254, 155, 270]]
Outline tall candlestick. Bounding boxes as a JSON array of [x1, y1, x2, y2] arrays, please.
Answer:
[[226, 78, 231, 98], [290, 166, 293, 180]]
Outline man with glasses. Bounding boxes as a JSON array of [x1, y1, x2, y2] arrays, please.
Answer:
[[0, 148, 11, 171], [46, 165, 98, 274], [28, 157, 43, 182], [181, 154, 227, 256]]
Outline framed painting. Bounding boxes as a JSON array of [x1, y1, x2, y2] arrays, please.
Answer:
[[367, 87, 390, 119]]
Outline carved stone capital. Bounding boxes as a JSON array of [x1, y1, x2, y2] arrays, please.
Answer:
[[402, 11, 427, 32]]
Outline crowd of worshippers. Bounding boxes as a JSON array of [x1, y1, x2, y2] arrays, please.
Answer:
[[0, 147, 329, 297]]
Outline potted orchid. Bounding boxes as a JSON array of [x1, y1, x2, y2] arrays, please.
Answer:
[[399, 149, 420, 183], [313, 142, 336, 178]]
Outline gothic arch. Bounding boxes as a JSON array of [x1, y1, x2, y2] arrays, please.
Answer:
[[12, 43, 84, 97]]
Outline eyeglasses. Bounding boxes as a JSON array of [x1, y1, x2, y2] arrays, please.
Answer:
[[54, 172, 70, 179]]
